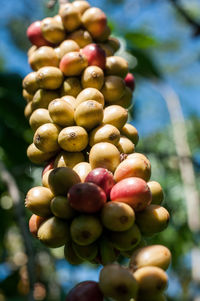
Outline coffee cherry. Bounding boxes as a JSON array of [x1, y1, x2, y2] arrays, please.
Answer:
[[125, 73, 135, 91], [109, 223, 141, 251], [27, 21, 50, 47], [107, 37, 120, 52], [89, 124, 120, 147], [60, 52, 88, 76], [48, 167, 81, 196], [147, 181, 164, 205], [127, 153, 151, 169], [72, 242, 98, 262], [72, 1, 91, 14], [74, 100, 103, 130], [59, 40, 80, 59], [66, 281, 103, 301], [64, 243, 84, 265], [23, 89, 33, 103], [121, 123, 139, 145], [110, 177, 152, 212], [98, 236, 120, 265], [101, 202, 135, 232], [99, 264, 138, 301], [121, 239, 147, 258], [85, 168, 115, 197], [76, 88, 105, 107], [82, 8, 107, 39], [36, 66, 63, 90], [48, 98, 74, 127], [68, 29, 93, 48], [96, 25, 111, 42], [29, 214, 46, 237], [133, 266, 168, 296], [24, 102, 33, 119], [105, 56, 128, 78], [41, 17, 65, 44], [27, 143, 56, 165], [42, 169, 52, 188], [28, 45, 37, 58], [61, 77, 82, 98], [42, 159, 55, 176], [51, 196, 76, 219], [114, 156, 151, 182], [25, 186, 53, 217], [89, 142, 120, 173], [102, 76, 126, 103], [29, 46, 59, 71], [73, 162, 92, 182], [38, 216, 70, 248], [34, 123, 61, 152], [54, 151, 85, 168], [136, 205, 170, 236], [29, 108, 52, 132], [129, 245, 171, 272], [103, 105, 128, 129], [70, 214, 103, 246], [99, 42, 115, 57], [117, 136, 135, 154], [23, 72, 39, 94], [81, 44, 106, 69], [54, 46, 61, 60], [61, 95, 78, 110], [81, 66, 104, 90], [59, 3, 81, 32], [32, 89, 59, 110], [112, 86, 133, 109], [58, 126, 88, 152], [68, 182, 106, 213], [137, 294, 167, 301]]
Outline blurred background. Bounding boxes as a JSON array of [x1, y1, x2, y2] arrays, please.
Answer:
[[0, 0, 200, 300]]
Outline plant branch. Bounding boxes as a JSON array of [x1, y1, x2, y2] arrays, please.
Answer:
[[169, 0, 200, 36], [154, 82, 200, 233], [0, 161, 36, 301]]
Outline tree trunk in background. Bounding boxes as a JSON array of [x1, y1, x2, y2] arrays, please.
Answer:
[[155, 82, 200, 300]]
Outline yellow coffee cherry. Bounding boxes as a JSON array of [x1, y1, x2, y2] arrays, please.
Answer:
[[54, 151, 85, 168], [34, 123, 61, 152], [76, 87, 105, 107], [74, 100, 103, 130], [36, 66, 63, 90], [89, 124, 120, 146], [89, 142, 120, 173], [29, 108, 53, 132], [103, 105, 128, 129], [58, 126, 88, 152], [48, 98, 74, 127], [60, 77, 82, 98], [29, 46, 59, 71], [81, 66, 104, 90]]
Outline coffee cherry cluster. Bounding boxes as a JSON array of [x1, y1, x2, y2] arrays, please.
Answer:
[[66, 247, 171, 301], [23, 1, 171, 300]]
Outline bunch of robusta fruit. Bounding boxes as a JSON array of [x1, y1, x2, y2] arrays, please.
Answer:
[[23, 1, 171, 300]]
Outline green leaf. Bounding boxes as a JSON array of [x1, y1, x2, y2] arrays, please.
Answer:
[[129, 48, 162, 78], [125, 32, 159, 49]]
